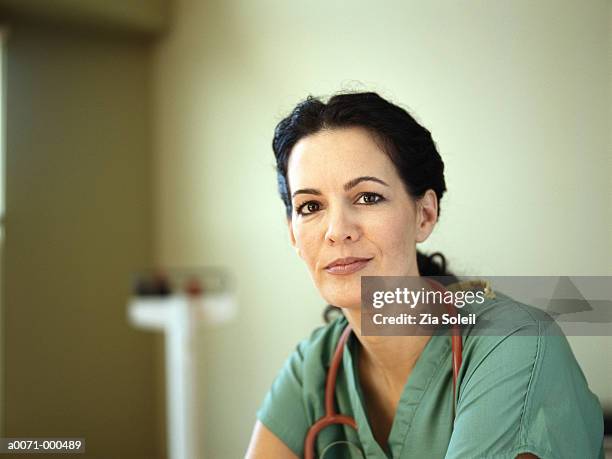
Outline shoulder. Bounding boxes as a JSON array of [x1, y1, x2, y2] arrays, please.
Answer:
[[458, 291, 594, 401], [450, 291, 604, 458], [260, 315, 347, 399], [290, 314, 349, 382], [460, 290, 568, 368], [255, 315, 348, 457]]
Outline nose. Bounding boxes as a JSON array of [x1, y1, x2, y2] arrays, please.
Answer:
[[324, 206, 360, 245]]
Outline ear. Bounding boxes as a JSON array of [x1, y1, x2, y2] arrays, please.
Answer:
[[287, 218, 301, 257], [415, 189, 438, 243]]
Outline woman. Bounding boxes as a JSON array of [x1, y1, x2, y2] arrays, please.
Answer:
[[246, 92, 604, 458]]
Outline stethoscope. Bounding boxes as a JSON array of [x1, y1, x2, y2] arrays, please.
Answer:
[[304, 279, 463, 459]]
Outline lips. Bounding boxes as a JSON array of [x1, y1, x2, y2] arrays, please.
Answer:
[[324, 257, 373, 275]]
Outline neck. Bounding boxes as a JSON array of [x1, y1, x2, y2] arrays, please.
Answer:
[[342, 308, 431, 392], [341, 259, 430, 390]]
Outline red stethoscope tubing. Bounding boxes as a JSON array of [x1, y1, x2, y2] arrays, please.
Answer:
[[304, 280, 463, 459]]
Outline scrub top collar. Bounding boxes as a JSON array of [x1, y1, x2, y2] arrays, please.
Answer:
[[342, 326, 452, 458]]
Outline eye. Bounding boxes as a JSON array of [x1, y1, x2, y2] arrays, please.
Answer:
[[355, 192, 385, 205], [296, 201, 321, 216]]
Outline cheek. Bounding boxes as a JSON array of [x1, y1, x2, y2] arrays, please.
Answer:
[[369, 209, 416, 258], [294, 225, 321, 269]]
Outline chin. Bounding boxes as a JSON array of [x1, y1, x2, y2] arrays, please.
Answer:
[[315, 273, 364, 310], [320, 288, 361, 310]]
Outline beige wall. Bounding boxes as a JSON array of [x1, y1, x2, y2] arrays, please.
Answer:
[[3, 24, 162, 458], [153, 1, 612, 457]]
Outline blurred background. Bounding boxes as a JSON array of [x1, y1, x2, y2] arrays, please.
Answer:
[[0, 0, 610, 458]]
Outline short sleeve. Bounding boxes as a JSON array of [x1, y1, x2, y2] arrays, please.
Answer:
[[256, 338, 311, 457], [445, 320, 605, 459]]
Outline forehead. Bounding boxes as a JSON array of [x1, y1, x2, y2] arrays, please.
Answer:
[[287, 126, 397, 189]]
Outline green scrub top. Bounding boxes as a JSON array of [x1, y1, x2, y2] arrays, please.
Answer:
[[256, 291, 605, 458]]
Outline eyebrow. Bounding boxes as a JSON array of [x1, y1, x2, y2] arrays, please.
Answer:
[[291, 176, 389, 199]]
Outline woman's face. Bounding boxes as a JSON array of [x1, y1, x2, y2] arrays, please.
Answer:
[[287, 126, 438, 310]]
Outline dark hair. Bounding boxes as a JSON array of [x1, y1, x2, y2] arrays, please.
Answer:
[[272, 92, 457, 322]]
